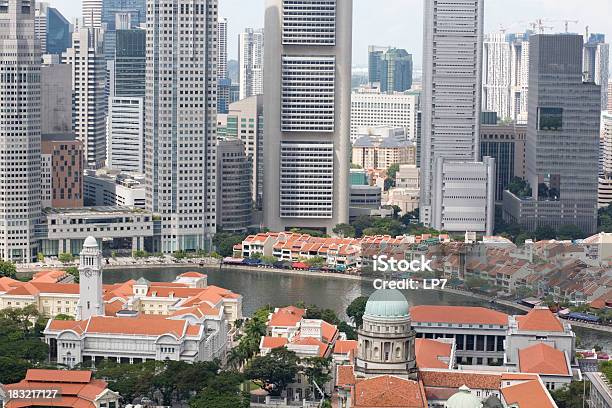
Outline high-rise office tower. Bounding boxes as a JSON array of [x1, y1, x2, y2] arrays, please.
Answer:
[[609, 82, 612, 113], [218, 17, 227, 80], [217, 138, 252, 233], [509, 32, 530, 124], [145, 0, 218, 253], [264, 0, 352, 233], [503, 34, 600, 234], [368, 46, 413, 92], [598, 112, 612, 208], [101, 0, 145, 59], [0, 0, 42, 261], [420, 0, 494, 234], [238, 28, 264, 100], [584, 34, 610, 111], [41, 62, 72, 134], [83, 0, 103, 28], [35, 2, 71, 55], [379, 48, 413, 93], [107, 28, 145, 172], [63, 26, 107, 169]]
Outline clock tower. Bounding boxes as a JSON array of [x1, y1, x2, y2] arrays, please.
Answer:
[[75, 236, 104, 320]]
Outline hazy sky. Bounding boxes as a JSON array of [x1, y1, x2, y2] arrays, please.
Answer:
[[48, 0, 612, 68]]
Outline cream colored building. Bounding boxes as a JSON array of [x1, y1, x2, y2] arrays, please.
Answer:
[[352, 134, 416, 171]]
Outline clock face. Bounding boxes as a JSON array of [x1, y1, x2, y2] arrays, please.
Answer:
[[83, 268, 93, 278]]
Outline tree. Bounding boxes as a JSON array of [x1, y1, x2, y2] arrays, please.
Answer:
[[213, 232, 246, 257], [36, 252, 44, 262], [557, 224, 584, 241], [54, 314, 75, 321], [245, 348, 299, 395], [190, 372, 249, 408], [550, 381, 587, 408], [333, 223, 356, 238], [346, 296, 368, 328], [301, 357, 332, 398], [535, 225, 556, 241], [508, 177, 532, 198], [338, 321, 357, 340], [64, 266, 79, 283], [0, 260, 17, 279], [304, 256, 326, 268], [58, 253, 74, 263], [133, 250, 149, 258]]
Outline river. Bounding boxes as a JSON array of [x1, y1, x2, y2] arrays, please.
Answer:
[[104, 266, 612, 352]]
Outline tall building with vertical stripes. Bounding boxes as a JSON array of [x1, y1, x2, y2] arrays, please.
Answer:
[[263, 0, 352, 233], [145, 0, 218, 253], [0, 0, 42, 261]]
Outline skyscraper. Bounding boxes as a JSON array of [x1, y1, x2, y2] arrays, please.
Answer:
[[107, 28, 145, 173], [101, 0, 146, 59], [583, 34, 610, 111], [63, 27, 107, 169], [82, 0, 103, 28], [264, 0, 352, 233], [0, 0, 42, 261], [145, 0, 218, 253], [216, 138, 252, 233], [379, 48, 413, 93], [482, 31, 531, 124], [503, 34, 600, 234], [420, 0, 492, 233], [368, 46, 413, 92], [35, 2, 71, 56], [238, 28, 264, 100], [218, 17, 228, 80]]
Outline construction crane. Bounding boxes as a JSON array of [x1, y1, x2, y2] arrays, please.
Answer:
[[533, 19, 554, 34], [562, 19, 579, 33]]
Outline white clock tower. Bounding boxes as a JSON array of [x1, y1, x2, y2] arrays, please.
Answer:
[[75, 236, 105, 320]]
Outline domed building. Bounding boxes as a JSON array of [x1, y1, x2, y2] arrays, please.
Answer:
[[444, 385, 482, 408], [355, 289, 417, 379]]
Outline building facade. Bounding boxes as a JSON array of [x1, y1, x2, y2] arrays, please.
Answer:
[[216, 139, 252, 233], [218, 17, 228, 80], [352, 133, 415, 170], [101, 0, 146, 59], [350, 90, 419, 144], [0, 0, 42, 262], [238, 28, 264, 100], [145, 0, 218, 253], [82, 0, 102, 28], [34, 2, 71, 55], [379, 48, 413, 93], [584, 34, 609, 111], [504, 35, 601, 234], [599, 112, 612, 208], [41, 134, 84, 208], [40, 62, 72, 135], [84, 169, 145, 209], [480, 123, 527, 201], [263, 0, 352, 233], [420, 0, 485, 231], [63, 27, 107, 169]]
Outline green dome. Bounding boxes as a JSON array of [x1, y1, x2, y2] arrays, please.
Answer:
[[364, 289, 410, 318], [444, 386, 482, 408]]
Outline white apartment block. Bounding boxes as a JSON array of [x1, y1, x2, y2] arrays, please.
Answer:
[[218, 17, 228, 80], [84, 170, 145, 209], [107, 97, 144, 173], [238, 28, 264, 100], [420, 0, 487, 232], [34, 1, 48, 53], [63, 27, 107, 169], [0, 0, 42, 262], [350, 90, 419, 144], [599, 112, 612, 207], [264, 0, 352, 233], [145, 0, 218, 253]]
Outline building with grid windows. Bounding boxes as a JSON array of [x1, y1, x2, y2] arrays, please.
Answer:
[[264, 0, 352, 233]]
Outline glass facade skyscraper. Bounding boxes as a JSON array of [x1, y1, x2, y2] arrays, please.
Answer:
[[114, 28, 145, 97], [46, 7, 71, 55], [368, 46, 413, 92], [102, 0, 146, 59]]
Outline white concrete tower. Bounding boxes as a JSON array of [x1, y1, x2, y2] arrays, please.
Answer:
[[264, 0, 352, 234], [420, 0, 485, 230], [0, 0, 42, 262], [238, 28, 264, 100], [218, 17, 228, 80], [76, 237, 104, 320], [145, 0, 218, 253]]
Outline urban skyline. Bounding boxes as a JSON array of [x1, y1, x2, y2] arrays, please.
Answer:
[[47, 0, 612, 68]]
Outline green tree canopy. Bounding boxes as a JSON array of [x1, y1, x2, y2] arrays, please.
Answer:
[[245, 348, 300, 395], [535, 225, 556, 241], [213, 232, 247, 257], [333, 223, 356, 238], [0, 260, 17, 279], [556, 224, 584, 240], [346, 296, 368, 328]]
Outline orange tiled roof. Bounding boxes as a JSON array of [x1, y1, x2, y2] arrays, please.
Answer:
[[170, 303, 220, 319], [289, 336, 329, 357], [415, 338, 452, 369], [353, 375, 427, 408], [31, 270, 68, 283], [261, 336, 289, 349], [518, 343, 569, 376], [0, 276, 22, 292], [320, 320, 338, 343], [25, 369, 92, 383], [177, 272, 206, 278], [333, 340, 358, 354], [516, 307, 564, 332], [420, 370, 500, 390], [336, 365, 355, 387], [104, 299, 125, 317], [501, 378, 556, 408], [268, 306, 305, 327], [411, 305, 509, 326]]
